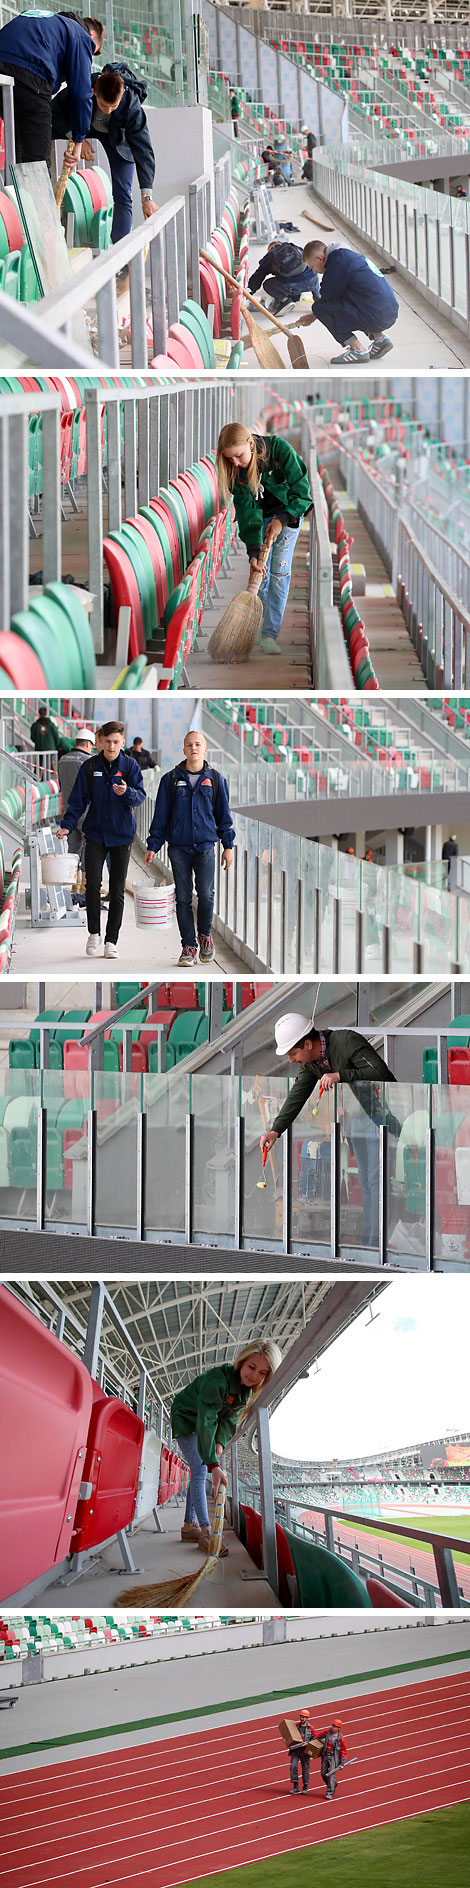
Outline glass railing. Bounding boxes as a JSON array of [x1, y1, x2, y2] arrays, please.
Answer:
[[2, 1069, 469, 1268]]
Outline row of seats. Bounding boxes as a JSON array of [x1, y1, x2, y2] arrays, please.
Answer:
[[0, 841, 22, 975], [6, 582, 97, 690], [62, 165, 113, 250], [0, 1286, 185, 1601], [0, 189, 39, 307], [239, 1504, 409, 1609], [103, 453, 236, 687], [319, 464, 379, 692], [277, 37, 470, 150], [0, 1608, 253, 1659], [199, 194, 250, 353], [7, 982, 268, 1074]]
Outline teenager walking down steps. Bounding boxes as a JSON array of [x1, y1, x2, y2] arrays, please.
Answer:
[[216, 425, 312, 655], [171, 1340, 282, 1559]]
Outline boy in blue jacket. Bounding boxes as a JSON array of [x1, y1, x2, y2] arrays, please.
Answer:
[[145, 729, 235, 966], [300, 240, 399, 363], [249, 240, 319, 315], [57, 719, 145, 959], [0, 11, 103, 172], [52, 59, 158, 242]]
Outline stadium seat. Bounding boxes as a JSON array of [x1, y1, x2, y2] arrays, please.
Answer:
[[282, 1526, 372, 1606], [70, 1380, 145, 1552], [366, 1577, 409, 1607], [0, 1286, 92, 1599]]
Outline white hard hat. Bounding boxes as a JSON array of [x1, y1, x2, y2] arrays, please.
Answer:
[[76, 728, 95, 745], [274, 1013, 314, 1056]]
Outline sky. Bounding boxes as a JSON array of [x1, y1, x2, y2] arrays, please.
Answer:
[[270, 1278, 470, 1462]]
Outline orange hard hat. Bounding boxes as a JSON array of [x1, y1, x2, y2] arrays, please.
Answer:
[[332, 1718, 342, 1727]]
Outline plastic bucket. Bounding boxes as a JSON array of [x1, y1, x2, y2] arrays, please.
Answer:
[[41, 853, 77, 885], [133, 880, 176, 928]]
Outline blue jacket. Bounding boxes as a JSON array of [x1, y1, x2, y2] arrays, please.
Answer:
[[51, 62, 156, 191], [61, 752, 145, 847], [0, 14, 94, 142], [249, 244, 319, 300], [313, 248, 399, 331], [147, 762, 235, 855]]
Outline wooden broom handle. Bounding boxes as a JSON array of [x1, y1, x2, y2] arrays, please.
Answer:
[[55, 139, 76, 210], [247, 522, 281, 593], [200, 247, 292, 337]]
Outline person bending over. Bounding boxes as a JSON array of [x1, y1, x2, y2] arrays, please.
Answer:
[[0, 11, 103, 172], [171, 1340, 282, 1559], [52, 58, 158, 241], [216, 424, 312, 655], [298, 240, 399, 364]]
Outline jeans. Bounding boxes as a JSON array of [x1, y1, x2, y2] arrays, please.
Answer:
[[169, 846, 215, 947], [85, 840, 131, 943], [258, 523, 301, 642], [175, 1432, 210, 1530], [260, 276, 302, 306], [95, 134, 134, 242], [313, 305, 398, 346], [1, 64, 52, 168], [350, 1121, 380, 1247]]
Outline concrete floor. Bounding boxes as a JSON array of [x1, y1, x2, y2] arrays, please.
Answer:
[[9, 847, 246, 978], [1, 1621, 469, 1774], [239, 182, 469, 370], [38, 1502, 277, 1611], [186, 519, 312, 689]]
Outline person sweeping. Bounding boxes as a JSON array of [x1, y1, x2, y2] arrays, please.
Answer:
[[171, 1339, 282, 1558], [215, 425, 312, 656], [52, 58, 158, 242], [0, 10, 103, 173]]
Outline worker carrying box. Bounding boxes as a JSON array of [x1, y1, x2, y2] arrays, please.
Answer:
[[279, 1709, 323, 1794]]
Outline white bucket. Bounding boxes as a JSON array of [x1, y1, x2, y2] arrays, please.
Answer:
[[133, 879, 176, 928]]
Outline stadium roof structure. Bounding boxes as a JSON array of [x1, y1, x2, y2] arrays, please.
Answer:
[[9, 1277, 382, 1420]]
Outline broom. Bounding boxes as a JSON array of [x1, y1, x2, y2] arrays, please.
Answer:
[[55, 138, 76, 211], [200, 248, 309, 369], [208, 520, 280, 664], [118, 1481, 227, 1608], [304, 210, 334, 233]]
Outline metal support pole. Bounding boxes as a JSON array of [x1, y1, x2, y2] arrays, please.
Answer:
[[85, 391, 104, 653], [185, 1110, 193, 1244], [231, 1438, 240, 1537], [425, 1125, 435, 1271], [256, 1404, 279, 1600], [282, 1125, 292, 1256], [83, 1281, 105, 1378], [433, 1543, 461, 1609], [332, 897, 340, 973], [36, 1106, 47, 1232], [295, 880, 302, 974], [378, 1124, 387, 1266], [136, 1108, 146, 1243], [86, 1108, 97, 1238], [314, 886, 321, 971], [234, 1113, 244, 1250], [355, 908, 363, 972], [330, 1119, 341, 1259]]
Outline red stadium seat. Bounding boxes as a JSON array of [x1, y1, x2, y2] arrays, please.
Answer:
[[157, 1442, 171, 1504], [366, 1577, 409, 1608], [0, 1285, 92, 1599], [241, 1504, 263, 1568], [70, 1380, 145, 1552]]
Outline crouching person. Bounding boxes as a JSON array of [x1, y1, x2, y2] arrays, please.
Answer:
[[145, 728, 234, 966]]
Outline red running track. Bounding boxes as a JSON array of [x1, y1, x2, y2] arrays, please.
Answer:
[[300, 1509, 470, 1602], [1, 1668, 470, 1888]]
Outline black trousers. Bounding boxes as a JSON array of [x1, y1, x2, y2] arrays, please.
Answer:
[[322, 1760, 338, 1797], [290, 1748, 310, 1790], [0, 63, 53, 169], [85, 840, 131, 943]]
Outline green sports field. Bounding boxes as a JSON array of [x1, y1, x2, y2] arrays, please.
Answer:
[[338, 1511, 470, 1558], [185, 1803, 470, 1888]]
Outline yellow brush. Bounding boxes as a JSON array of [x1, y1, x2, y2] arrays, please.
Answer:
[[257, 1146, 268, 1189]]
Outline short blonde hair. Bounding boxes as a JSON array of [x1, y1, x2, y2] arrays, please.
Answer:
[[216, 424, 267, 506]]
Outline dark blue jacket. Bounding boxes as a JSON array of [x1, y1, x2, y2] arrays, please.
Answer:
[[313, 248, 399, 331], [52, 62, 156, 190], [61, 751, 145, 847], [0, 14, 94, 142], [249, 243, 319, 300], [147, 762, 235, 855]]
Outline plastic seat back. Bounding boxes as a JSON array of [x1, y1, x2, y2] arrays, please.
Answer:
[[283, 1525, 372, 1606], [0, 1285, 92, 1599], [70, 1380, 145, 1551]]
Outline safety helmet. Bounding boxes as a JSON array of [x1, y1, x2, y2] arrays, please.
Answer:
[[76, 728, 95, 745], [332, 1718, 342, 1727], [274, 1013, 315, 1057], [299, 1707, 310, 1717]]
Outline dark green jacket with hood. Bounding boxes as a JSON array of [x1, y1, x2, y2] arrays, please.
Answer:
[[231, 434, 312, 556], [171, 1364, 252, 1468], [272, 1028, 396, 1137]]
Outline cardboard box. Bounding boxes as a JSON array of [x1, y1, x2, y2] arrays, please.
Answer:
[[279, 1719, 303, 1749]]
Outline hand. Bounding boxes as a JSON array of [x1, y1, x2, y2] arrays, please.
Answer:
[[250, 552, 266, 576], [221, 848, 233, 871], [260, 1130, 279, 1153], [55, 827, 69, 839], [63, 141, 82, 171], [81, 139, 94, 163], [212, 1465, 228, 1497], [145, 849, 156, 864], [265, 518, 283, 548], [299, 312, 317, 327], [113, 781, 127, 796], [319, 1072, 341, 1091], [142, 194, 159, 218]]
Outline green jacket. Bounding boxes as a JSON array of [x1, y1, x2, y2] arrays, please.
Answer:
[[232, 435, 312, 556], [171, 1364, 252, 1468], [30, 717, 60, 753], [272, 1028, 395, 1137]]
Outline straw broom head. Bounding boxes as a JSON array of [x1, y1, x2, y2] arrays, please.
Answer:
[[118, 1484, 227, 1608], [241, 305, 285, 370], [208, 542, 274, 664]]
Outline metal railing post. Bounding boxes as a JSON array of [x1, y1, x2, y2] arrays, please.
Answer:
[[256, 1405, 279, 1600], [83, 1281, 105, 1378]]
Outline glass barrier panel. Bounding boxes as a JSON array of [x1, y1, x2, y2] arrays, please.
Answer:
[[291, 1084, 334, 1252], [453, 229, 468, 320], [433, 1084, 470, 1268], [143, 1069, 189, 1236], [427, 219, 439, 295], [41, 1069, 90, 1229], [439, 225, 452, 308], [0, 1069, 40, 1225], [191, 1073, 236, 1241], [420, 882, 457, 974], [93, 1072, 141, 1235], [338, 854, 360, 972], [416, 210, 427, 283], [389, 872, 419, 975], [387, 1081, 429, 1268], [242, 1075, 285, 1248]]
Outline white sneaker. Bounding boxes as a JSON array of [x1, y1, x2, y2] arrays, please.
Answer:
[[86, 934, 100, 956], [104, 941, 118, 958], [257, 636, 282, 654]]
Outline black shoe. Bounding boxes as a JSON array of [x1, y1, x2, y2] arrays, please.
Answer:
[[302, 1787, 308, 1794], [290, 1787, 299, 1794]]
